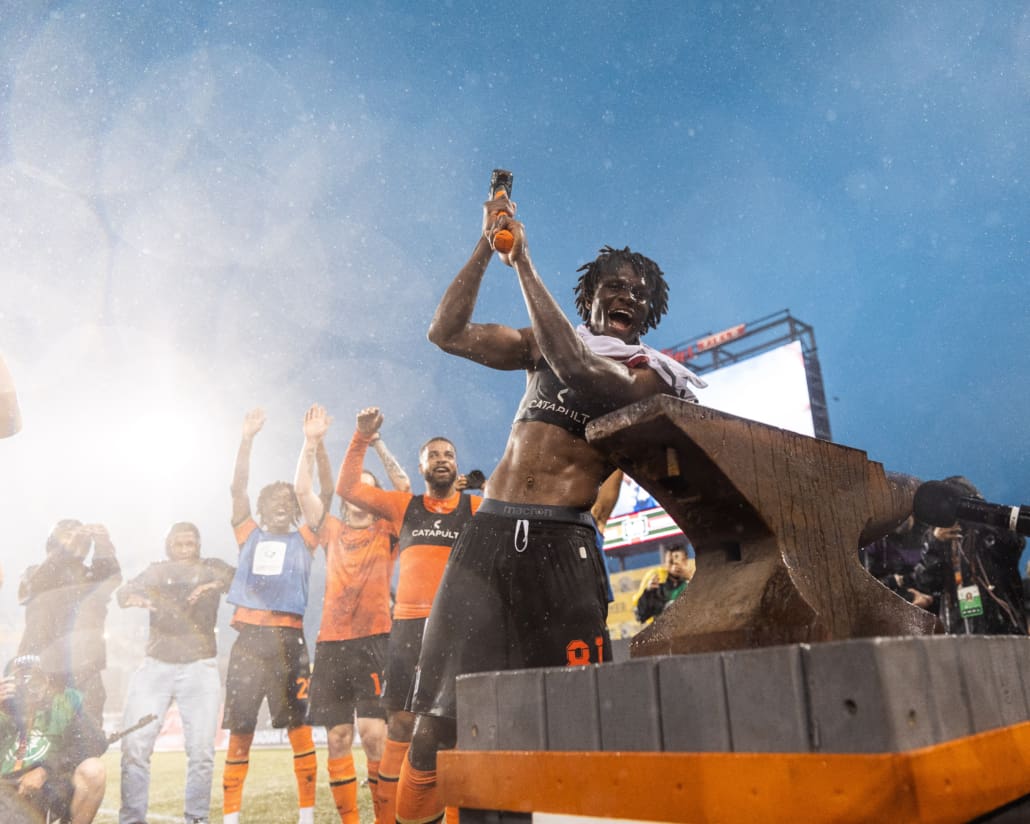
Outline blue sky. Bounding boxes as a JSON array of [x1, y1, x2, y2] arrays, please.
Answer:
[[1, 1, 1028, 635]]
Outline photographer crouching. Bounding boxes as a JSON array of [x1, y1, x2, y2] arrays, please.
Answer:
[[0, 655, 107, 824]]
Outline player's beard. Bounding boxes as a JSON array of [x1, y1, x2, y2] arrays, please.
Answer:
[[425, 466, 456, 497]]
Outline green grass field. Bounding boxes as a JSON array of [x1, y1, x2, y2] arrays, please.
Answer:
[[94, 748, 374, 823]]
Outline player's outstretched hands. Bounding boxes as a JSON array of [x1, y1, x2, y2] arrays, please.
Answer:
[[356, 406, 384, 437], [242, 407, 266, 439], [303, 404, 332, 443]]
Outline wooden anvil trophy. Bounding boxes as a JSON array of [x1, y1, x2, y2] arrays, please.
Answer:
[[586, 395, 937, 657]]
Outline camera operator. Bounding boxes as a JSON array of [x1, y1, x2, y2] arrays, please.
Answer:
[[913, 476, 1027, 636], [0, 655, 107, 824]]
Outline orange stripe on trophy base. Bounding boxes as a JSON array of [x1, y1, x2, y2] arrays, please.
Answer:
[[440, 720, 1030, 824]]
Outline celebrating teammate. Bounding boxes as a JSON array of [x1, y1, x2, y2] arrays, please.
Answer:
[[221, 408, 326, 824], [294, 404, 409, 824], [336, 407, 481, 824]]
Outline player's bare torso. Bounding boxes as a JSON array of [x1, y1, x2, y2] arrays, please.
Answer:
[[486, 420, 610, 509]]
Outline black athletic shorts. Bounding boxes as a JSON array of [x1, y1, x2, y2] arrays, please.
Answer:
[[308, 635, 388, 727], [223, 624, 311, 732], [410, 500, 612, 720], [383, 617, 427, 713]]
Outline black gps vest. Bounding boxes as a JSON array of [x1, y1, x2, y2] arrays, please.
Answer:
[[396, 493, 474, 554], [512, 359, 611, 438]]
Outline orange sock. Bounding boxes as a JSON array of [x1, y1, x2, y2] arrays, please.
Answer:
[[288, 725, 318, 810], [396, 760, 443, 824], [367, 758, 381, 824], [377, 737, 410, 824], [328, 754, 359, 824], [222, 733, 252, 816]]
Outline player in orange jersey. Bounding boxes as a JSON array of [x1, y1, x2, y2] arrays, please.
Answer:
[[294, 404, 410, 824], [336, 407, 481, 824]]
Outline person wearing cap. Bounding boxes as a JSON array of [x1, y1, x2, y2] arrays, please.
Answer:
[[17, 521, 121, 725], [0, 654, 107, 824], [116, 522, 235, 824]]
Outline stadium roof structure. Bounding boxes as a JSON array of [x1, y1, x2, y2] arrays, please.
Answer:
[[661, 308, 832, 441]]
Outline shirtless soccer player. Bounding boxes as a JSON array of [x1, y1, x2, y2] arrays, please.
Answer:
[[395, 192, 705, 824], [336, 408, 481, 824]]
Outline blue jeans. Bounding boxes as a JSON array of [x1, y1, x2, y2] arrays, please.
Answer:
[[119, 657, 221, 824]]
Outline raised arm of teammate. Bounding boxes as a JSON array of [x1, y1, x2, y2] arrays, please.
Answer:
[[295, 404, 333, 530], [316, 434, 334, 516], [336, 408, 410, 525], [371, 432, 412, 493], [230, 408, 265, 526]]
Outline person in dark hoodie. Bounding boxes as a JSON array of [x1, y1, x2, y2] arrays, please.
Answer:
[[117, 522, 234, 824]]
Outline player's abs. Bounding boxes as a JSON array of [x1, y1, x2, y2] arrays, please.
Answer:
[[490, 421, 610, 509]]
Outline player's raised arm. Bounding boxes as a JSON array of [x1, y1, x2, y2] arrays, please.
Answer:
[[295, 404, 332, 530], [316, 437, 334, 516], [336, 407, 406, 522], [427, 195, 537, 372], [230, 407, 265, 526], [372, 432, 412, 493]]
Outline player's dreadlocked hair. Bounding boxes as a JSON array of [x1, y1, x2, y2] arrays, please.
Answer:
[[256, 481, 302, 527], [574, 246, 669, 333]]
